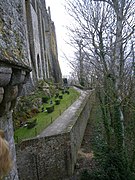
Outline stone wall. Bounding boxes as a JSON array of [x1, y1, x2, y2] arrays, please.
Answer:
[[0, 0, 62, 179], [24, 0, 62, 85], [17, 133, 71, 180], [0, 63, 31, 180], [0, 0, 31, 67], [0, 0, 31, 179], [69, 95, 91, 174], [0, 0, 62, 93], [16, 91, 92, 180]]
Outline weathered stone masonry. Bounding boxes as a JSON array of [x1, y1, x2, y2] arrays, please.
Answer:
[[0, 62, 30, 180], [17, 91, 93, 180], [0, 0, 32, 179], [24, 0, 62, 85], [0, 0, 62, 179]]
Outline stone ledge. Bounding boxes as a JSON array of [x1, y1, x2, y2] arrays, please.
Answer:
[[0, 87, 4, 103], [0, 66, 12, 86], [4, 85, 18, 102], [0, 57, 31, 72], [0, 61, 31, 116], [10, 69, 26, 86]]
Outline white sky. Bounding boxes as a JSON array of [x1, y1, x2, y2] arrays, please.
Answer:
[[45, 0, 74, 77]]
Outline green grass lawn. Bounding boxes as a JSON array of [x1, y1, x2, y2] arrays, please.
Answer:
[[14, 88, 80, 143]]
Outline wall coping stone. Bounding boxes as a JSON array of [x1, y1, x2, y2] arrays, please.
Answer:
[[0, 58, 32, 72]]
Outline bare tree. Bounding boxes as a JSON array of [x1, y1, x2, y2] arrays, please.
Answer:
[[66, 0, 135, 177]]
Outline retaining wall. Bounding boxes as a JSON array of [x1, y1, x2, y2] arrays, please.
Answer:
[[16, 90, 93, 180]]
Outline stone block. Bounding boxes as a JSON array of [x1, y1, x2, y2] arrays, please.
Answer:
[[0, 102, 11, 117], [0, 66, 12, 86], [10, 99, 17, 110], [23, 72, 30, 84], [10, 69, 26, 85], [4, 85, 18, 102], [18, 84, 24, 96], [0, 87, 4, 103]]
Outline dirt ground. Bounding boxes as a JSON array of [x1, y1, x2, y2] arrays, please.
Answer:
[[65, 116, 97, 180]]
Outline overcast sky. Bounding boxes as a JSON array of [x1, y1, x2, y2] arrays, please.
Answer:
[[45, 0, 73, 77]]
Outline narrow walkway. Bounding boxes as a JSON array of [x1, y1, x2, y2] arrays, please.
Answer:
[[39, 88, 90, 138]]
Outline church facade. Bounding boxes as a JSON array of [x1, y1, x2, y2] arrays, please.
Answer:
[[24, 0, 62, 85]]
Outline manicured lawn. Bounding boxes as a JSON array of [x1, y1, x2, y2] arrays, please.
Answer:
[[14, 88, 80, 143]]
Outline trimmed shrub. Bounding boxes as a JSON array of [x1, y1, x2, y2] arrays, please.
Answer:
[[59, 95, 63, 99], [59, 87, 64, 91], [27, 119, 37, 129], [46, 105, 54, 113], [42, 96, 49, 103], [62, 90, 65, 94], [55, 93, 59, 98], [55, 99, 60, 105], [65, 90, 70, 94]]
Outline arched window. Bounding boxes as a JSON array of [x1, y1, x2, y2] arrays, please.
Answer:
[[37, 54, 41, 78]]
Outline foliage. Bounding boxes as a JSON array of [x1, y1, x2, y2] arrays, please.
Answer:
[[42, 96, 49, 103], [55, 99, 60, 105], [59, 95, 63, 99], [66, 0, 135, 178], [82, 101, 135, 180], [81, 169, 92, 180], [14, 88, 80, 143], [31, 108, 39, 114], [62, 90, 65, 94], [46, 105, 54, 113], [27, 119, 37, 129], [55, 93, 59, 98], [13, 81, 52, 129], [49, 85, 56, 96], [65, 90, 70, 94], [85, 144, 135, 180]]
